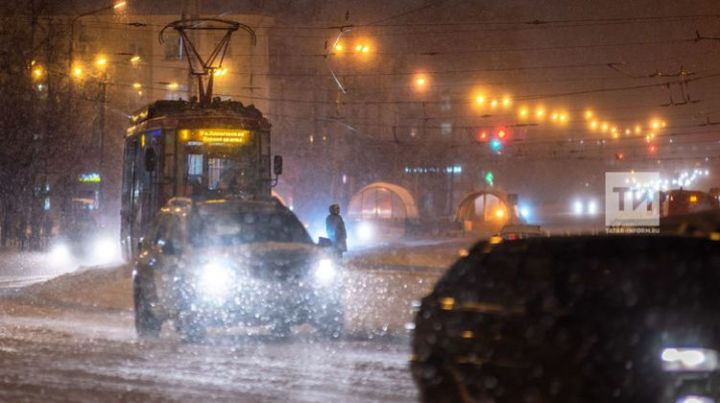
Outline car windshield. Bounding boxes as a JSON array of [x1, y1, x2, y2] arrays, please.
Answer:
[[190, 208, 313, 247]]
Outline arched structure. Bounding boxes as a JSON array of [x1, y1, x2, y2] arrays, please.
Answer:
[[347, 182, 418, 242], [456, 190, 519, 233], [271, 190, 288, 207], [348, 182, 419, 220]]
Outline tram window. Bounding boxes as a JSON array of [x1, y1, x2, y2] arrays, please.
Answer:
[[187, 154, 203, 177], [209, 158, 233, 190]]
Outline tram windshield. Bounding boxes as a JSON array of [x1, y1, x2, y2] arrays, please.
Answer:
[[180, 128, 262, 197]]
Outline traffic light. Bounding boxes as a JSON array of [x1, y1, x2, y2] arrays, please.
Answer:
[[488, 127, 508, 154], [484, 171, 494, 186]]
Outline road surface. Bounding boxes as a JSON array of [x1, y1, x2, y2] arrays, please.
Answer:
[[0, 239, 472, 402]]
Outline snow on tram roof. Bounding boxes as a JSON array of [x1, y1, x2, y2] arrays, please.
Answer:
[[130, 99, 269, 127]]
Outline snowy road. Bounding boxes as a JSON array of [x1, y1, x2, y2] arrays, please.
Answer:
[[0, 240, 470, 402], [0, 312, 417, 402]]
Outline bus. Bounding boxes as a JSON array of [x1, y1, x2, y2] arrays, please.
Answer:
[[120, 99, 282, 259]]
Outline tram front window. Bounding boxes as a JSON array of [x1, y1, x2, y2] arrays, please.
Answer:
[[209, 157, 251, 191], [182, 145, 258, 196]]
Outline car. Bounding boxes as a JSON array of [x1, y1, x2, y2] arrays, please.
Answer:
[[411, 235, 720, 403], [497, 223, 547, 240], [132, 197, 344, 342]]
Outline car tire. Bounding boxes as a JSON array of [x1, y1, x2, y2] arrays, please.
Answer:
[[134, 278, 162, 338], [175, 311, 207, 343], [314, 302, 345, 339]]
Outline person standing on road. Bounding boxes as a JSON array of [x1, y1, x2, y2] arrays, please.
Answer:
[[325, 204, 347, 256]]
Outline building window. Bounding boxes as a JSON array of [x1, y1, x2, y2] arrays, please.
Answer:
[[441, 122, 453, 135], [441, 95, 452, 112]]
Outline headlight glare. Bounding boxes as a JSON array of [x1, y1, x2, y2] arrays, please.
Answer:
[[49, 243, 71, 263], [92, 237, 117, 264], [661, 348, 718, 372], [676, 396, 715, 403], [314, 258, 336, 286], [197, 262, 235, 301]]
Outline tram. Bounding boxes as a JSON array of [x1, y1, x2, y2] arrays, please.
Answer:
[[120, 99, 281, 259], [119, 18, 283, 259]]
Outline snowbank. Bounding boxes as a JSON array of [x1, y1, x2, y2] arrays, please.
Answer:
[[21, 263, 134, 312]]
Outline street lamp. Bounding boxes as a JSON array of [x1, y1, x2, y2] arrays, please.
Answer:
[[67, 1, 127, 71]]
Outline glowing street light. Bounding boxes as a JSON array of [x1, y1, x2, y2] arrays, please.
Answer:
[[502, 96, 512, 108], [589, 120, 598, 130], [71, 65, 84, 79], [31, 65, 45, 80], [475, 95, 485, 105], [214, 67, 228, 77], [489, 99, 498, 109], [167, 82, 179, 90], [414, 74, 428, 91], [132, 82, 142, 89], [130, 55, 141, 65], [333, 43, 344, 52], [355, 43, 370, 54], [95, 55, 108, 70], [584, 110, 594, 119], [535, 107, 545, 119], [113, 1, 127, 10], [518, 107, 529, 119]]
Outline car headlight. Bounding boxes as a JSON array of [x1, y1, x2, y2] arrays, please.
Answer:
[[314, 258, 336, 286], [197, 262, 236, 301], [661, 348, 718, 372], [676, 396, 715, 403]]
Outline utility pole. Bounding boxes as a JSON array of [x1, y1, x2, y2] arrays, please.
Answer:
[[98, 75, 107, 216]]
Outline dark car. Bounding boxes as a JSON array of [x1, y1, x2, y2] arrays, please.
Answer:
[[132, 197, 344, 342], [411, 235, 720, 403]]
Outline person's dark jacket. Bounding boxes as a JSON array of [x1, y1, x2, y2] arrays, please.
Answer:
[[325, 213, 347, 252]]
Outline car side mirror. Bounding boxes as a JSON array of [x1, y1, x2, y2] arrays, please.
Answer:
[[317, 237, 333, 247], [273, 155, 283, 176], [145, 148, 157, 172]]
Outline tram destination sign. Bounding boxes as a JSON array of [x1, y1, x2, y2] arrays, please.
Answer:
[[180, 128, 253, 145]]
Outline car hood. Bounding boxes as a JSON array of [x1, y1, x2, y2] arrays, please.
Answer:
[[192, 242, 325, 280]]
